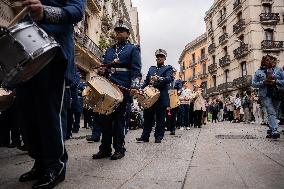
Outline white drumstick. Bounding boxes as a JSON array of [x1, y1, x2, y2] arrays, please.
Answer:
[[8, 7, 28, 27]]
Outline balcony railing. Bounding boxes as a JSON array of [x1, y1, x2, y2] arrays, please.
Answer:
[[199, 55, 208, 63], [207, 87, 219, 96], [208, 63, 217, 74], [233, 75, 252, 88], [233, 19, 245, 34], [233, 43, 249, 59], [217, 13, 227, 26], [219, 33, 228, 45], [261, 40, 284, 52], [87, 0, 102, 13], [208, 43, 216, 54], [260, 13, 280, 24], [261, 0, 273, 4], [74, 32, 103, 61], [219, 55, 231, 68], [199, 73, 208, 79], [218, 82, 234, 92], [233, 0, 241, 10], [208, 27, 213, 36]]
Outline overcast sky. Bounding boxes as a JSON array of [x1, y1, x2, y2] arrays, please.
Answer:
[[131, 0, 214, 75]]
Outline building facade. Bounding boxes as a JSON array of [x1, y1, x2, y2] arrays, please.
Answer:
[[204, 0, 284, 99], [179, 33, 209, 91]]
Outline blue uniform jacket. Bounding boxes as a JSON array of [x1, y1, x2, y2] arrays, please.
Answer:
[[27, 0, 85, 84], [142, 65, 174, 107], [172, 79, 183, 92], [252, 67, 284, 97], [103, 41, 142, 102]]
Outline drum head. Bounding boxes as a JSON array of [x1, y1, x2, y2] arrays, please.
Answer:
[[0, 89, 14, 111], [88, 76, 123, 100]]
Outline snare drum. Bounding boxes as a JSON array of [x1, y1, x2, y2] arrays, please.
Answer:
[[87, 76, 124, 115], [135, 86, 160, 109], [0, 22, 59, 89], [168, 89, 180, 109], [0, 88, 15, 111]]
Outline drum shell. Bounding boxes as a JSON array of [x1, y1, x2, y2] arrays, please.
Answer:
[[0, 22, 59, 89], [168, 89, 180, 109], [0, 89, 15, 112], [135, 86, 160, 109]]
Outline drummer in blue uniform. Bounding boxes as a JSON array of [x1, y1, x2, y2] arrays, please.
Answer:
[[136, 49, 174, 143], [92, 19, 142, 160], [15, 0, 85, 188]]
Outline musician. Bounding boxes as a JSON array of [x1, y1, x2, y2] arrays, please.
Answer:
[[252, 54, 284, 139], [93, 20, 142, 160], [15, 0, 85, 188], [136, 49, 174, 143], [168, 69, 183, 135]]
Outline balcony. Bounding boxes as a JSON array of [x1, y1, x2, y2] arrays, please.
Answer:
[[261, 40, 284, 52], [208, 27, 213, 36], [207, 87, 219, 96], [74, 31, 103, 62], [208, 63, 217, 74], [233, 19, 245, 34], [260, 13, 280, 25], [233, 75, 252, 88], [199, 55, 208, 63], [217, 13, 227, 26], [233, 0, 242, 11], [199, 73, 208, 79], [208, 43, 216, 54], [218, 82, 234, 93], [87, 0, 102, 13], [219, 33, 228, 45], [233, 43, 249, 59], [219, 55, 231, 68]]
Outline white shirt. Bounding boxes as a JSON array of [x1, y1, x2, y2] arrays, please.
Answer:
[[179, 88, 192, 104], [234, 97, 242, 108]]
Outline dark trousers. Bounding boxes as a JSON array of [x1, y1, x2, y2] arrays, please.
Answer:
[[228, 111, 234, 122], [66, 109, 81, 138], [90, 112, 102, 139], [17, 55, 68, 174], [94, 101, 127, 153], [180, 104, 190, 127], [83, 108, 91, 128], [194, 110, 203, 127], [141, 102, 167, 140], [168, 106, 179, 132]]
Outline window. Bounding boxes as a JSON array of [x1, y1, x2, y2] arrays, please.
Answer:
[[201, 48, 205, 59], [263, 4, 272, 13], [213, 75, 217, 87], [212, 55, 216, 64], [224, 46, 228, 55], [222, 26, 227, 33], [192, 53, 196, 64], [211, 37, 214, 43], [224, 69, 229, 83], [193, 67, 196, 78], [239, 35, 244, 43], [83, 14, 90, 34], [203, 63, 207, 74], [265, 29, 274, 41], [241, 62, 247, 76], [237, 12, 242, 20], [210, 21, 213, 29]]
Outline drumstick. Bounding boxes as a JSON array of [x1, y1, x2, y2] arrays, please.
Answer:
[[113, 84, 144, 96], [8, 7, 28, 27]]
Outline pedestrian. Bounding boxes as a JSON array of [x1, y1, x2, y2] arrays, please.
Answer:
[[179, 81, 192, 130], [136, 49, 174, 143], [16, 1, 85, 188], [252, 54, 284, 139], [92, 19, 142, 160], [234, 94, 242, 123], [193, 88, 206, 128]]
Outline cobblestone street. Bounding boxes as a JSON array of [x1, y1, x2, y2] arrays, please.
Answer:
[[0, 122, 283, 189]]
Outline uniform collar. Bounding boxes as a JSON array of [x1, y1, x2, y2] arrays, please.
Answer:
[[157, 64, 164, 68]]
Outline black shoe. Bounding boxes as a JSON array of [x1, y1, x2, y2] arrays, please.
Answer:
[[155, 139, 162, 143], [92, 151, 112, 159], [170, 131, 175, 135], [86, 136, 100, 142], [136, 137, 149, 142], [32, 171, 65, 189], [110, 151, 125, 160], [17, 145, 28, 151], [7, 143, 18, 148], [272, 133, 280, 139], [19, 168, 41, 182], [267, 130, 272, 135], [266, 134, 272, 139]]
